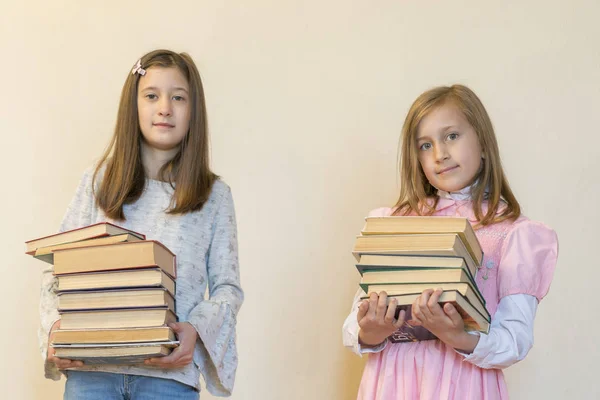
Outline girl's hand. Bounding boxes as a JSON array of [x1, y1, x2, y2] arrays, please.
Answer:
[[411, 288, 478, 352], [47, 320, 84, 369], [145, 322, 197, 368], [357, 291, 406, 347]]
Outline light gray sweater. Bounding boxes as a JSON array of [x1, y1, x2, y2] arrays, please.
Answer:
[[39, 167, 243, 396]]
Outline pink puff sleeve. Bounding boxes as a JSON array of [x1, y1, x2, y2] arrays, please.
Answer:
[[367, 207, 394, 217], [497, 219, 559, 301]]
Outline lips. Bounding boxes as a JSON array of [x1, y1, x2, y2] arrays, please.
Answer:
[[153, 123, 174, 128], [437, 166, 458, 175]]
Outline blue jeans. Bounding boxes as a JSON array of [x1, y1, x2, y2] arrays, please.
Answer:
[[64, 371, 199, 400]]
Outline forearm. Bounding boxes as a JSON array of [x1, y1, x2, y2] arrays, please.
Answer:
[[443, 330, 480, 354], [459, 294, 537, 369]]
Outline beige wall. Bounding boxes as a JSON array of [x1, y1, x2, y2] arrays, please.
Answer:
[[2, 0, 598, 398]]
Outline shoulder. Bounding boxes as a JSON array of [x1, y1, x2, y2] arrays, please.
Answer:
[[505, 215, 557, 243], [497, 214, 559, 300], [367, 206, 395, 217], [78, 162, 106, 187], [500, 214, 559, 258], [209, 178, 232, 201]]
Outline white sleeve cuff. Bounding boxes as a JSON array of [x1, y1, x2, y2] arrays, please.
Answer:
[[461, 293, 538, 369], [359, 337, 389, 354]]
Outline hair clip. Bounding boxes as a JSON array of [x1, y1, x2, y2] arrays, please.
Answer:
[[131, 59, 146, 76]]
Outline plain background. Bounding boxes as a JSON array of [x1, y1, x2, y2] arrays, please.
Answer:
[[2, 1, 599, 399]]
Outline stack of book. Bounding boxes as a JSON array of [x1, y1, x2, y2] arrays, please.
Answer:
[[352, 216, 490, 343], [26, 222, 179, 364]]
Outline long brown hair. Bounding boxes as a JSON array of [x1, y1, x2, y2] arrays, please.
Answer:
[[94, 49, 217, 220], [393, 84, 520, 226]]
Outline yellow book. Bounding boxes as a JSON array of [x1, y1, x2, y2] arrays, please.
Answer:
[[359, 290, 490, 334], [59, 308, 177, 330], [53, 241, 176, 278], [52, 327, 176, 345], [57, 268, 175, 296], [34, 233, 143, 264], [53, 343, 175, 365], [25, 222, 144, 254], [58, 288, 175, 312], [356, 254, 474, 279], [353, 233, 478, 273], [361, 216, 483, 265]]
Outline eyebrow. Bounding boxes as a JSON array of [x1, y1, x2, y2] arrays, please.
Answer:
[[140, 86, 189, 93], [416, 125, 458, 141]]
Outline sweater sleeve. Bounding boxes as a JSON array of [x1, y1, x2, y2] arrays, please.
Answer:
[[186, 186, 244, 396], [39, 168, 96, 380]]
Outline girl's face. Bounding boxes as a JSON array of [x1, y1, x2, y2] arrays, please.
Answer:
[[416, 103, 483, 193], [137, 67, 191, 155]]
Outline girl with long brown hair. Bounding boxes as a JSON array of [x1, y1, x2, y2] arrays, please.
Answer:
[[343, 85, 558, 399], [39, 49, 243, 399]]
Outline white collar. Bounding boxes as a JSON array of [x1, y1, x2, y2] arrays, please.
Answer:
[[436, 181, 491, 201], [437, 185, 473, 201]]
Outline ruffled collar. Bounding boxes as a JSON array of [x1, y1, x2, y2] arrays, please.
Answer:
[[437, 185, 474, 201], [433, 184, 489, 222]]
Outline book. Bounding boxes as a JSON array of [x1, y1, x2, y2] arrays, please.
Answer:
[[34, 233, 143, 264], [359, 268, 486, 308], [58, 288, 175, 312], [52, 326, 176, 345], [361, 216, 483, 265], [356, 254, 474, 279], [53, 240, 176, 278], [25, 222, 145, 255], [53, 343, 176, 364], [56, 268, 175, 296], [352, 233, 479, 273], [361, 282, 489, 320], [359, 290, 490, 342], [59, 308, 177, 330]]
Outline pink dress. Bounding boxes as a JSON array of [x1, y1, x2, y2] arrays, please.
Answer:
[[357, 198, 558, 400]]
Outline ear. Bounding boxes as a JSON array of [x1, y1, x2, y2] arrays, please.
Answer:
[[481, 152, 485, 159]]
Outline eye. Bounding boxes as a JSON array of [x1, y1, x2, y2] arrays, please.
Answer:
[[419, 142, 432, 151], [173, 95, 185, 101], [145, 93, 157, 100], [447, 132, 459, 141]]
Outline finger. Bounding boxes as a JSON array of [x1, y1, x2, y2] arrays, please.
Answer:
[[443, 303, 463, 327], [367, 292, 378, 318], [146, 352, 179, 366], [51, 356, 84, 369], [383, 297, 397, 325], [427, 288, 444, 314], [419, 289, 434, 318], [376, 292, 388, 319], [145, 346, 184, 366], [357, 300, 369, 322], [411, 296, 423, 323], [394, 308, 406, 328]]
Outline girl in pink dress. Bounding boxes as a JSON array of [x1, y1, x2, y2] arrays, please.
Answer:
[[342, 85, 558, 400]]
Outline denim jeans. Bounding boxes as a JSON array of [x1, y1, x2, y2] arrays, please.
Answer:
[[64, 371, 199, 400]]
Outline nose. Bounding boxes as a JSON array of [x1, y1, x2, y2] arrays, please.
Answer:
[[158, 98, 172, 117], [434, 143, 449, 162]]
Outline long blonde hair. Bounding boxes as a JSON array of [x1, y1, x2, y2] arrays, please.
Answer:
[[94, 49, 217, 221], [393, 84, 520, 226]]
